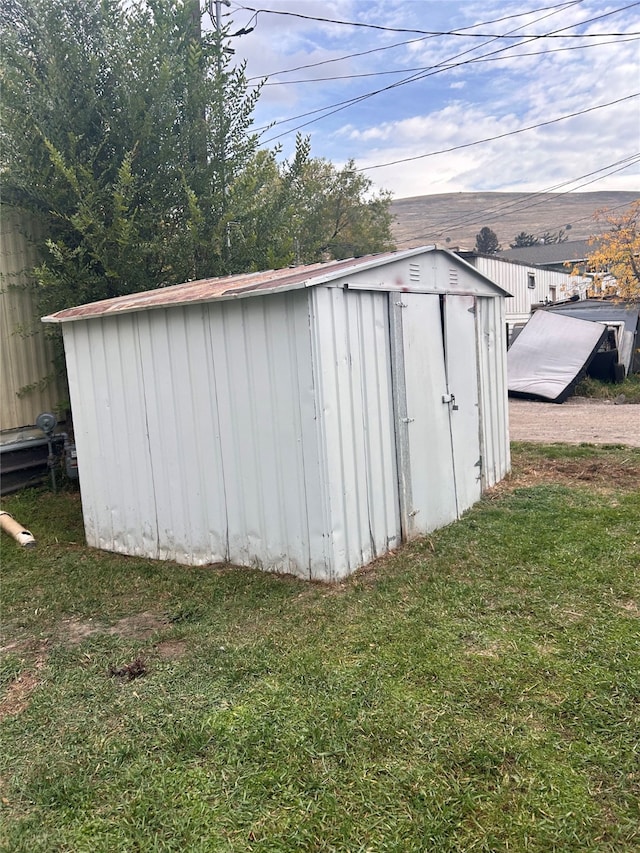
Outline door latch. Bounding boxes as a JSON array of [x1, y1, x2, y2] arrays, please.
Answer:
[[442, 393, 459, 411]]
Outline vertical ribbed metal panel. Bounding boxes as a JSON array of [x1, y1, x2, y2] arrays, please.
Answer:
[[444, 294, 482, 515], [473, 256, 591, 327], [310, 286, 400, 578], [393, 292, 457, 538], [64, 316, 160, 556], [0, 209, 66, 432], [205, 294, 322, 577], [63, 293, 325, 578], [476, 297, 510, 488]]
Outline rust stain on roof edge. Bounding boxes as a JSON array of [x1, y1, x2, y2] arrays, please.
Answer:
[[42, 254, 407, 323], [42, 246, 504, 324]]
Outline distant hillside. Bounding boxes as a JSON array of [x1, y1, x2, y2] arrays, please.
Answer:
[[390, 191, 639, 251]]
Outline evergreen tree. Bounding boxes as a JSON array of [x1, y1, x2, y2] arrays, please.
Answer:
[[540, 229, 569, 244], [510, 231, 539, 248], [474, 226, 501, 254]]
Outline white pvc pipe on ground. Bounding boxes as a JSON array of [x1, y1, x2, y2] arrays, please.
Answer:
[[0, 511, 36, 547]]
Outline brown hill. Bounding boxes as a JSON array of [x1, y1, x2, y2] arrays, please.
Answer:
[[390, 191, 639, 250]]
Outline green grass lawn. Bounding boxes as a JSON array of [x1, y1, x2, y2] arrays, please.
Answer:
[[1, 444, 639, 852]]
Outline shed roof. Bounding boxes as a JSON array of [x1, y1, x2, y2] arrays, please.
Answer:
[[498, 239, 593, 266], [43, 246, 507, 324], [544, 298, 640, 330]]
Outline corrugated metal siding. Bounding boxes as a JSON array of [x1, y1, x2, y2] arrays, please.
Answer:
[[310, 286, 401, 578], [472, 256, 591, 327], [59, 249, 511, 582], [477, 297, 510, 488], [0, 209, 65, 432], [63, 292, 326, 577]]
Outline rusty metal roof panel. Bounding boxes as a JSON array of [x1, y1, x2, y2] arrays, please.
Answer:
[[42, 252, 410, 323]]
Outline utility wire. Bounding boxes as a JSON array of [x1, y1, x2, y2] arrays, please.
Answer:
[[247, 35, 433, 82], [358, 93, 640, 172], [393, 157, 640, 247], [259, 37, 640, 86], [243, 0, 581, 81], [402, 154, 640, 237], [256, 2, 622, 141], [413, 153, 640, 237], [234, 1, 640, 38]]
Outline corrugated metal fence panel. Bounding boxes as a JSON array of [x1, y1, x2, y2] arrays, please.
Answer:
[[311, 286, 400, 579], [0, 209, 65, 431], [64, 294, 323, 577], [477, 296, 511, 489]]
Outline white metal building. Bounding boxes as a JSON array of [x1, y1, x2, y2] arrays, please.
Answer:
[[457, 251, 591, 331], [44, 247, 511, 581]]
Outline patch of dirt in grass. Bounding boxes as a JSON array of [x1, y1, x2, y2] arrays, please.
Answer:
[[154, 639, 189, 659], [0, 644, 48, 720], [59, 617, 101, 644], [59, 611, 167, 645], [465, 644, 501, 659], [615, 599, 639, 618], [107, 611, 167, 639], [533, 642, 560, 657], [491, 454, 640, 495]]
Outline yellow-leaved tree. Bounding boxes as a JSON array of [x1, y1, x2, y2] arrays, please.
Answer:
[[586, 201, 640, 299]]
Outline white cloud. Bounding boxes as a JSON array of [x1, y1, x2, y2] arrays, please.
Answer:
[[232, 0, 640, 196]]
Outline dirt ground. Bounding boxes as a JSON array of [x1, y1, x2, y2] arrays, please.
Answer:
[[509, 397, 640, 447]]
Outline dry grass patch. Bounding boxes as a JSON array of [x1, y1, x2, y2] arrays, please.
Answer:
[[492, 443, 640, 495]]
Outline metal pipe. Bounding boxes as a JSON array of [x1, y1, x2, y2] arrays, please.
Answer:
[[0, 433, 67, 455], [0, 511, 36, 547]]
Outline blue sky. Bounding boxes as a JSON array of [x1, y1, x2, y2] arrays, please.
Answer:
[[211, 0, 640, 199]]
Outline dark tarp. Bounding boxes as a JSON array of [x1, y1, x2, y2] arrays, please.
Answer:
[[508, 310, 608, 403]]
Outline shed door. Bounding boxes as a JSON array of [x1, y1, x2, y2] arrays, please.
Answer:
[[392, 292, 481, 540]]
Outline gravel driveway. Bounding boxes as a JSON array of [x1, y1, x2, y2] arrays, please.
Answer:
[[509, 398, 640, 447]]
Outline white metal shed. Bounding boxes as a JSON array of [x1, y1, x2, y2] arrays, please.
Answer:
[[44, 247, 510, 581]]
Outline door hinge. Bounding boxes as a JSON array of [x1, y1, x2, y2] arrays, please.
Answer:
[[400, 417, 415, 423], [395, 301, 408, 308], [409, 509, 420, 517]]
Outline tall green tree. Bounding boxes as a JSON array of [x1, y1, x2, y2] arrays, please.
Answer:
[[2, 1, 395, 308], [1, 0, 263, 318], [474, 226, 501, 254]]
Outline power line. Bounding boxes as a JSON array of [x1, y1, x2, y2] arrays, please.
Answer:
[[243, 0, 581, 81], [406, 155, 640, 238], [234, 2, 640, 38], [393, 156, 640, 247], [358, 93, 640, 172], [247, 36, 431, 82], [255, 3, 628, 141], [258, 37, 640, 86]]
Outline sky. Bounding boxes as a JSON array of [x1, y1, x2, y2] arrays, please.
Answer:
[[207, 0, 640, 199]]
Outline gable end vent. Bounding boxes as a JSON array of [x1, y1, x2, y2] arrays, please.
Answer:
[[449, 268, 459, 287], [409, 262, 421, 283]]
